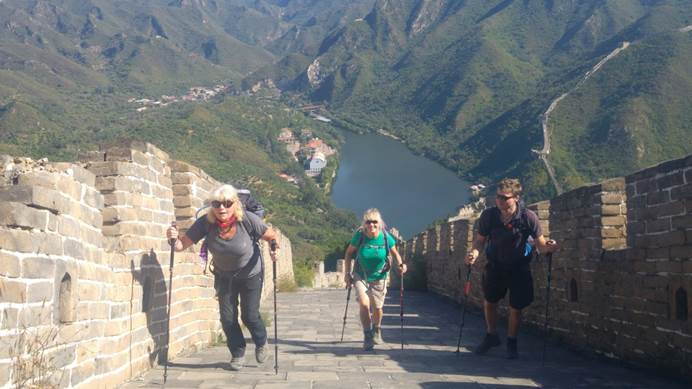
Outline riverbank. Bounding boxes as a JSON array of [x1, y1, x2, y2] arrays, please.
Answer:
[[376, 128, 403, 141]]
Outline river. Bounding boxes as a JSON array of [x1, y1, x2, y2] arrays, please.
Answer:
[[331, 131, 471, 239]]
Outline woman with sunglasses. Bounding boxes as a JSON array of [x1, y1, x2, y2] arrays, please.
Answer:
[[344, 208, 407, 351], [166, 184, 279, 370]]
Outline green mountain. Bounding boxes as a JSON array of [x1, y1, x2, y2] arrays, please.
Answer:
[[0, 0, 373, 280], [1, 0, 691, 266], [260, 0, 692, 199]]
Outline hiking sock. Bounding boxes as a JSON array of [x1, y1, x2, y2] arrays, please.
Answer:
[[363, 329, 375, 351], [506, 337, 518, 359], [373, 326, 383, 344]]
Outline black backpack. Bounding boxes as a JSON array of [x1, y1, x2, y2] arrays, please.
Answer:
[[238, 189, 265, 219]]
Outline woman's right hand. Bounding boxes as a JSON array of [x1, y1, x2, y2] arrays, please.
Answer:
[[344, 273, 353, 288], [166, 225, 178, 242]]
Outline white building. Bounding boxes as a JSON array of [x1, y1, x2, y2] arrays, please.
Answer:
[[306, 152, 327, 177]]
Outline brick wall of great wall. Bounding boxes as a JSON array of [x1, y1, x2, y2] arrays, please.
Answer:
[[0, 142, 293, 388], [400, 155, 691, 379]]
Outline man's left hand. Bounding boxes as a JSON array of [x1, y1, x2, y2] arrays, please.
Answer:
[[545, 239, 559, 253]]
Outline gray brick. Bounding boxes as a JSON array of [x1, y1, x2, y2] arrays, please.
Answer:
[[22, 256, 56, 279], [26, 281, 53, 303], [0, 251, 20, 277]]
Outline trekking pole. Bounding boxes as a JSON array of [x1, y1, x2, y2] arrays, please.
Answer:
[[542, 252, 554, 366], [163, 221, 176, 384], [340, 280, 353, 342], [271, 239, 279, 375], [456, 265, 473, 354], [399, 270, 404, 351]]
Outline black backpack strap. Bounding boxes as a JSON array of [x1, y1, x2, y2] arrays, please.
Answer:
[[516, 205, 534, 240], [379, 231, 392, 275], [240, 216, 260, 243]]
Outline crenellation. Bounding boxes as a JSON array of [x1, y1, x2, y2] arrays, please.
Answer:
[[155, 175, 173, 191], [50, 163, 96, 187], [171, 171, 196, 185], [15, 170, 61, 190], [0, 142, 294, 388], [401, 153, 692, 379]]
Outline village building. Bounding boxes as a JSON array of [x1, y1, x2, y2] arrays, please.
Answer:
[[277, 128, 295, 143], [306, 138, 335, 157], [305, 151, 327, 177], [277, 172, 299, 184]]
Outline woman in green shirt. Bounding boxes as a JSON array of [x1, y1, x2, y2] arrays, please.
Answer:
[[344, 208, 407, 350]]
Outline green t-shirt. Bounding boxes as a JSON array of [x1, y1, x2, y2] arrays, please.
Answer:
[[350, 230, 396, 282]]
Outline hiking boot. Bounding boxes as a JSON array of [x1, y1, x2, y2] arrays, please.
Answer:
[[255, 345, 268, 364], [474, 333, 501, 355], [506, 337, 518, 359], [373, 326, 384, 345], [229, 354, 245, 371], [363, 329, 375, 351]]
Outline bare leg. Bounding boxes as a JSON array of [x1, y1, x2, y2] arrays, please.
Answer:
[[372, 307, 383, 328], [484, 300, 498, 333], [358, 293, 372, 330], [508, 308, 521, 338]]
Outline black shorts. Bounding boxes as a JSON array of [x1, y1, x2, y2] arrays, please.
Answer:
[[482, 262, 534, 310]]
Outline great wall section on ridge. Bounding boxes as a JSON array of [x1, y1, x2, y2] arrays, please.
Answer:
[[0, 142, 294, 388], [0, 142, 691, 387], [400, 153, 692, 380]]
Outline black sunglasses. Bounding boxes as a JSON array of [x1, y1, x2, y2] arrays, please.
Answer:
[[365, 220, 379, 225], [496, 194, 515, 201], [211, 200, 234, 209]]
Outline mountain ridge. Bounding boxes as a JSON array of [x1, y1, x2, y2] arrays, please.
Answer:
[[258, 0, 692, 199]]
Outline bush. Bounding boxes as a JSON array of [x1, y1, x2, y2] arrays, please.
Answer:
[[277, 275, 298, 292], [293, 260, 314, 287]]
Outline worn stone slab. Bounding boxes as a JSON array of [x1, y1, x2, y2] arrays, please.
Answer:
[[118, 290, 690, 389]]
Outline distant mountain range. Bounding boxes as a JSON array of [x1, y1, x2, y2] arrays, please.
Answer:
[[249, 0, 692, 198], [1, 0, 691, 201]]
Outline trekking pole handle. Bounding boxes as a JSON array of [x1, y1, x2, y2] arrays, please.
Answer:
[[169, 221, 177, 246], [270, 239, 278, 252], [463, 265, 472, 296]]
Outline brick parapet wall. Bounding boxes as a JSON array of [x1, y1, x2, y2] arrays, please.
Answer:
[[401, 155, 691, 379], [0, 142, 294, 388]]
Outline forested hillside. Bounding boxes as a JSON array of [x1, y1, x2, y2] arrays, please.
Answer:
[[1, 0, 691, 267], [258, 0, 692, 200], [0, 0, 371, 280]]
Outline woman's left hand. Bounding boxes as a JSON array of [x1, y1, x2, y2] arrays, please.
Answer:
[[398, 263, 407, 275]]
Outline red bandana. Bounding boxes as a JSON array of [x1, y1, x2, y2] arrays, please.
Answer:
[[216, 216, 237, 230]]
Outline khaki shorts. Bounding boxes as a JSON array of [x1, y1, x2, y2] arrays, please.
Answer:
[[353, 273, 388, 309]]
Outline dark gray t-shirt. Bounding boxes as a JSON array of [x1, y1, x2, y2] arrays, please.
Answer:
[[478, 205, 541, 265], [186, 212, 268, 276]]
